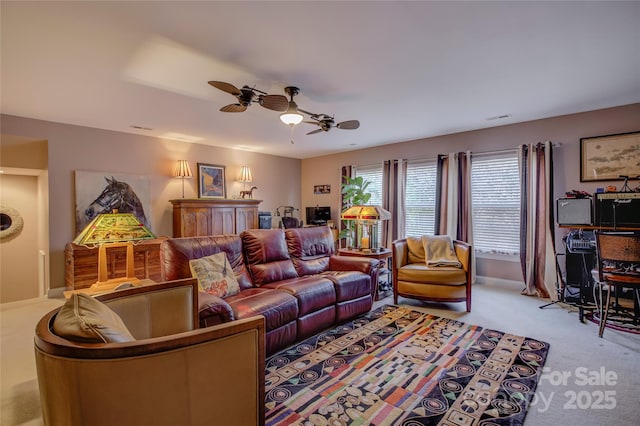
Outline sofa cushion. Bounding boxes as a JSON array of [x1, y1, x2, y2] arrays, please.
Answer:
[[224, 288, 299, 331], [161, 235, 253, 290], [263, 276, 336, 316], [241, 229, 298, 286], [53, 293, 135, 343], [285, 226, 334, 275], [189, 252, 240, 297]]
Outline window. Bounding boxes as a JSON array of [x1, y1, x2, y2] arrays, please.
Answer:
[[404, 159, 437, 237], [471, 151, 521, 255], [355, 164, 383, 246]]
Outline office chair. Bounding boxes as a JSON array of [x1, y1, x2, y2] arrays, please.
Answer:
[[281, 216, 302, 229]]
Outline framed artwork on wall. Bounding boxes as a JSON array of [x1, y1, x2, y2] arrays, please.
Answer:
[[74, 171, 152, 236], [314, 184, 331, 194], [580, 131, 640, 182], [197, 163, 226, 198]]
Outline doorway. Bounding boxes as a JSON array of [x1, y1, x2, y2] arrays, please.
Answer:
[[0, 171, 48, 303]]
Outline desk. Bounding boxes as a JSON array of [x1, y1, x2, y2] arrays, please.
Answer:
[[338, 248, 392, 301]]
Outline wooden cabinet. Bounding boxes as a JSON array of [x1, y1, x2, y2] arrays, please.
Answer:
[[170, 199, 261, 237], [65, 238, 164, 291]]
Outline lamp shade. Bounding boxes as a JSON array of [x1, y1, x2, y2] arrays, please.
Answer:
[[280, 101, 304, 126], [73, 212, 156, 245], [173, 160, 193, 178], [239, 166, 253, 183], [340, 205, 391, 221]]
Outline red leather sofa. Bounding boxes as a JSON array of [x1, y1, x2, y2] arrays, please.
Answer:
[[161, 226, 378, 355]]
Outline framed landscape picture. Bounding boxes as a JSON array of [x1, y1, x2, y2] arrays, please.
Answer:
[[580, 132, 640, 182], [197, 163, 226, 198]]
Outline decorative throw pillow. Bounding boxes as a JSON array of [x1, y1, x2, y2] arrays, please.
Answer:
[[53, 293, 135, 343], [189, 252, 241, 298], [407, 236, 425, 264], [421, 235, 462, 268]]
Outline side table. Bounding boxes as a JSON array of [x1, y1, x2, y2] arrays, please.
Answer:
[[338, 248, 393, 301]]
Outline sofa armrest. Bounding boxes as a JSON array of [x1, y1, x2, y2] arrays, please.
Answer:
[[329, 255, 379, 275], [198, 292, 235, 328]]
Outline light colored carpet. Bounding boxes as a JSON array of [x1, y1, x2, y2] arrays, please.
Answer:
[[1, 281, 638, 425]]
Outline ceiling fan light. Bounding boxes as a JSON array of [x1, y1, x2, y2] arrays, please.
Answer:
[[280, 101, 304, 125]]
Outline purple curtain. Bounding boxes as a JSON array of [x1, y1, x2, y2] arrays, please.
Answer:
[[434, 154, 449, 235], [520, 142, 557, 299], [382, 159, 406, 247]]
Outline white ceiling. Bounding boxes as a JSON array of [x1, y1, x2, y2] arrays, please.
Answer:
[[2, 1, 639, 159]]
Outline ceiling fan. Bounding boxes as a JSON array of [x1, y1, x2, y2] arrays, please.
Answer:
[[303, 113, 360, 135], [280, 86, 360, 135], [208, 81, 288, 113]]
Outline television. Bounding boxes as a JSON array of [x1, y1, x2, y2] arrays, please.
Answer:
[[306, 206, 331, 226]]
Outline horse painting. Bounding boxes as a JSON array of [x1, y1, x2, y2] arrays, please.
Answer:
[[84, 176, 150, 228]]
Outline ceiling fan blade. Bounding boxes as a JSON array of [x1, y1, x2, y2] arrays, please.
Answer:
[[302, 121, 320, 126], [259, 94, 288, 112], [306, 128, 324, 135], [208, 81, 241, 96], [336, 120, 360, 130], [220, 103, 247, 113]]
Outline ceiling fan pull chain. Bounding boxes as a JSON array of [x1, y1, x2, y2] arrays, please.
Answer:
[[290, 125, 295, 144]]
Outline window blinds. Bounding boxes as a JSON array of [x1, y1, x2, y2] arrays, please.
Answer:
[[471, 151, 521, 255], [405, 159, 437, 237]]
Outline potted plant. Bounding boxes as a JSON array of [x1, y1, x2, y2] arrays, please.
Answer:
[[340, 175, 372, 249]]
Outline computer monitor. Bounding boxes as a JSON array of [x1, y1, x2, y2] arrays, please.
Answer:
[[306, 206, 331, 226]]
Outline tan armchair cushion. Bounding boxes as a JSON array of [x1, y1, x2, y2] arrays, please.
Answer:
[[398, 263, 468, 285], [53, 293, 135, 343], [189, 252, 241, 297]]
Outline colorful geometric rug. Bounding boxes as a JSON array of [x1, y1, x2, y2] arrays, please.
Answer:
[[265, 305, 550, 425]]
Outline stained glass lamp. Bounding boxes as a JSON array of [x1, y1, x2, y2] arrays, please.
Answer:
[[73, 212, 156, 293]]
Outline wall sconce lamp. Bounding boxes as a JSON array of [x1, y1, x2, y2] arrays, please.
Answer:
[[173, 160, 193, 198], [340, 205, 391, 252]]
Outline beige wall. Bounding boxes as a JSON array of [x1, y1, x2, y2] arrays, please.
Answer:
[[0, 174, 41, 302], [1, 104, 638, 295], [301, 103, 640, 282], [1, 115, 301, 293]]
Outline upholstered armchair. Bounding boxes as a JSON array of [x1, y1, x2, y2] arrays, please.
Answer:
[[392, 236, 472, 312], [34, 279, 265, 426]]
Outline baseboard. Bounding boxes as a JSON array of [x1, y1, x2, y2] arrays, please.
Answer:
[[476, 276, 524, 290]]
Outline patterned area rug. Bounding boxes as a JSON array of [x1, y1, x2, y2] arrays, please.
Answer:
[[265, 305, 550, 426]]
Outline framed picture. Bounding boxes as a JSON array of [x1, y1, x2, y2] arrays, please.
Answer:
[[314, 184, 331, 194], [74, 171, 151, 236], [197, 163, 226, 198], [580, 131, 640, 182]]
